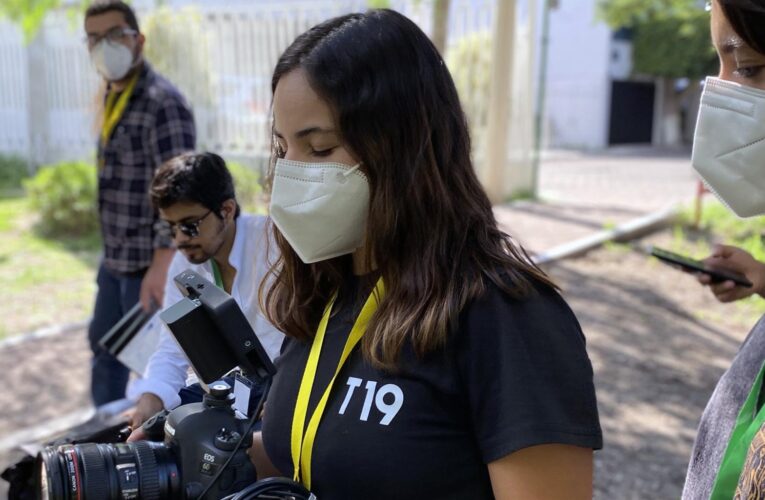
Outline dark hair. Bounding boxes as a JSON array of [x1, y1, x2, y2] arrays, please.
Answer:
[[719, 0, 765, 54], [264, 10, 556, 370], [84, 0, 140, 32], [150, 152, 240, 219]]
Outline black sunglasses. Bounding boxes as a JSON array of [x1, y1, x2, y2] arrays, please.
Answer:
[[167, 210, 213, 238]]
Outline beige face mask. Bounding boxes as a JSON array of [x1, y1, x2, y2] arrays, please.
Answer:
[[692, 76, 765, 218], [269, 158, 369, 263]]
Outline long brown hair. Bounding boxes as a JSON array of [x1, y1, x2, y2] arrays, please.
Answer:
[[262, 10, 557, 370]]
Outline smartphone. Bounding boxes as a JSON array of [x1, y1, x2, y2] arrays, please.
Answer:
[[649, 246, 753, 288]]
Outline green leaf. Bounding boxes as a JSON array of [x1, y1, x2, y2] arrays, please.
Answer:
[[597, 0, 716, 79], [0, 0, 91, 43]]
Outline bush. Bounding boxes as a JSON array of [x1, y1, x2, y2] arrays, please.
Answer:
[[228, 161, 264, 214], [446, 32, 492, 142], [24, 161, 99, 237], [0, 154, 30, 194]]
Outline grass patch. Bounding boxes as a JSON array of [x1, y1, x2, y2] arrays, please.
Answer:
[[674, 201, 765, 260], [0, 196, 100, 339], [603, 240, 632, 253], [503, 189, 538, 203], [662, 199, 765, 326]]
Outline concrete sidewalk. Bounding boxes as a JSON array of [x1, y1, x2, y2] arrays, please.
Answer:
[[496, 146, 697, 257]]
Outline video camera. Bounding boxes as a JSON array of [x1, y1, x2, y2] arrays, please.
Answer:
[[34, 271, 312, 500]]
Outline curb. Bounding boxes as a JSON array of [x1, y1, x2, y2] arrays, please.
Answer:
[[0, 400, 134, 454], [0, 408, 95, 454], [532, 205, 679, 266], [0, 319, 89, 350]]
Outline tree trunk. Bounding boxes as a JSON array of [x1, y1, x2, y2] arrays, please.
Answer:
[[653, 76, 682, 147], [484, 0, 517, 202], [431, 0, 451, 55]]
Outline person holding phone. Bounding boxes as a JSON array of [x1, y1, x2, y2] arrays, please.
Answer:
[[681, 1, 765, 498], [649, 246, 753, 288], [252, 9, 602, 500], [697, 246, 765, 302]]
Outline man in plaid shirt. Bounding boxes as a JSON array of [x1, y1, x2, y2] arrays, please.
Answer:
[[84, 0, 195, 406]]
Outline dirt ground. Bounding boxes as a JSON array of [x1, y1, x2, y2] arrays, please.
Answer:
[[551, 232, 758, 499], [0, 228, 760, 499]]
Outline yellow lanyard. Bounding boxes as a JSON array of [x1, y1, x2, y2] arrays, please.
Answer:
[[100, 72, 139, 146], [290, 278, 385, 489]]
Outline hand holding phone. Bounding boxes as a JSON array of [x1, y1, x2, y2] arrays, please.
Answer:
[[649, 246, 753, 288]]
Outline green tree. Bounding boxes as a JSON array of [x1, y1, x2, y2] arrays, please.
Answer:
[[141, 6, 212, 108], [0, 0, 89, 42], [597, 0, 717, 145]]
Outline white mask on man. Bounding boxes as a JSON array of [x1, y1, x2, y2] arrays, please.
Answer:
[[269, 158, 369, 264], [90, 40, 135, 81], [692, 76, 765, 217]]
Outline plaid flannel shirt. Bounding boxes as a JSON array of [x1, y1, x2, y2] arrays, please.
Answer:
[[97, 62, 196, 273]]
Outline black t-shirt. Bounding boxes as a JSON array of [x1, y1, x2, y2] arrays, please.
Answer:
[[262, 276, 602, 500]]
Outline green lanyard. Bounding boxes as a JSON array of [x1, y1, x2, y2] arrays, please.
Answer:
[[710, 359, 765, 499], [210, 259, 224, 289]]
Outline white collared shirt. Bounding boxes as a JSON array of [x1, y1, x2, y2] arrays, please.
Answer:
[[127, 213, 284, 409]]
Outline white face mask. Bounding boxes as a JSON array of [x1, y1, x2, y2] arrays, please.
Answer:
[[692, 76, 765, 218], [90, 40, 135, 81], [269, 158, 369, 264]]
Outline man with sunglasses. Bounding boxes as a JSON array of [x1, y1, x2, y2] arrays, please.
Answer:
[[84, 0, 195, 407], [125, 152, 284, 435]]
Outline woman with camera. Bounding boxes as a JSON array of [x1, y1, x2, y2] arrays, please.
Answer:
[[255, 9, 602, 499]]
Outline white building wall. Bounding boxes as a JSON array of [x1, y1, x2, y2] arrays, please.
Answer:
[[544, 0, 612, 150]]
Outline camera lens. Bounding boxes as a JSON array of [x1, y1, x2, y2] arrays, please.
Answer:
[[36, 441, 181, 500]]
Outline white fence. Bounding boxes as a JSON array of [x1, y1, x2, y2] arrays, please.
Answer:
[[0, 0, 538, 198]]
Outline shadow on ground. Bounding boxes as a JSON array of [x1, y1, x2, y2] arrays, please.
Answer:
[[549, 242, 752, 500]]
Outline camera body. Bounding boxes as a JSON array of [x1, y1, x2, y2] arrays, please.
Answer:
[[146, 381, 257, 499], [35, 272, 285, 499], [37, 381, 256, 500]]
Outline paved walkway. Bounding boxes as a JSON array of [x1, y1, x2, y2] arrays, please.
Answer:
[[495, 146, 697, 255]]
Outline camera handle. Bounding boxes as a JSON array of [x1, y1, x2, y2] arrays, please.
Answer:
[[142, 409, 170, 441]]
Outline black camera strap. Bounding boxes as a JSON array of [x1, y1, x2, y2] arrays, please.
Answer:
[[221, 477, 315, 500]]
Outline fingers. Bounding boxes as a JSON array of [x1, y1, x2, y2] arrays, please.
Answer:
[[152, 286, 164, 310], [140, 275, 164, 312], [709, 280, 744, 303], [715, 290, 742, 303], [696, 273, 712, 285], [127, 426, 147, 442], [126, 412, 148, 442], [139, 284, 153, 312], [709, 280, 735, 294], [712, 244, 736, 259], [122, 409, 139, 429]]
